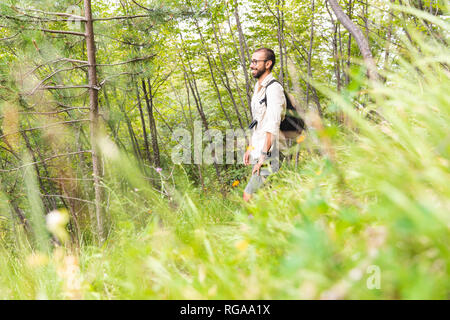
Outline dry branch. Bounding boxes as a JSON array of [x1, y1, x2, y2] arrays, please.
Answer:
[[39, 28, 86, 37], [13, 6, 86, 21], [97, 55, 156, 67], [0, 150, 92, 172], [0, 119, 90, 139], [40, 194, 95, 204]]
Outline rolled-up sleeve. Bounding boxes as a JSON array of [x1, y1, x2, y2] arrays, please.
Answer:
[[259, 83, 285, 135]]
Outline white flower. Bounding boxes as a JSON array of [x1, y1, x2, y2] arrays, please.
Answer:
[[46, 209, 69, 242]]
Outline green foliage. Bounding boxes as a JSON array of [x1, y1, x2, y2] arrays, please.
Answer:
[[0, 0, 449, 299]]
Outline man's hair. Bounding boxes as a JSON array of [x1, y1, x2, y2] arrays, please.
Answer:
[[255, 48, 276, 71]]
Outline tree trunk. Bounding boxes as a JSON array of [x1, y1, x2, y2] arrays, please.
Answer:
[[209, 20, 245, 130], [346, 0, 353, 86], [117, 98, 142, 160], [181, 74, 205, 191], [226, 4, 253, 117], [233, 2, 251, 63], [228, 66, 250, 124], [135, 78, 152, 164], [384, 0, 394, 73], [233, 1, 253, 118], [181, 53, 224, 196], [364, 0, 369, 42], [334, 23, 341, 91], [327, 0, 380, 82], [84, 0, 104, 241], [276, 0, 285, 86], [188, 24, 234, 129], [306, 0, 315, 109], [397, 0, 415, 45], [215, 21, 250, 123], [142, 79, 161, 168], [102, 85, 126, 150], [21, 130, 53, 213]]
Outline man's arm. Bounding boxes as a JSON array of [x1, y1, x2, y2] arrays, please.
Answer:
[[261, 132, 272, 154], [252, 132, 272, 175], [244, 136, 252, 165]]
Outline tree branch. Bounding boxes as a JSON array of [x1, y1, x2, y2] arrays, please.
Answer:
[[40, 194, 95, 204], [30, 65, 89, 94], [13, 6, 86, 21], [0, 107, 89, 119], [25, 58, 88, 77], [0, 151, 92, 172], [99, 72, 143, 87], [19, 107, 90, 115], [0, 32, 20, 41], [95, 33, 152, 47], [0, 119, 90, 139], [39, 176, 94, 181], [97, 55, 156, 67], [39, 28, 86, 37], [39, 85, 96, 90], [92, 14, 151, 21]]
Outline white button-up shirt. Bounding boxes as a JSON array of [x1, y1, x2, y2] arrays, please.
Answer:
[[250, 73, 286, 161]]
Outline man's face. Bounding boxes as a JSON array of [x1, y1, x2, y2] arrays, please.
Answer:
[[250, 51, 269, 79]]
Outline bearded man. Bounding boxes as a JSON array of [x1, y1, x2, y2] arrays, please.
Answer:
[[243, 48, 286, 202]]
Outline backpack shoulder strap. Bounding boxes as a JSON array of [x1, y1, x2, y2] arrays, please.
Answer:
[[266, 79, 280, 88], [260, 79, 282, 105]]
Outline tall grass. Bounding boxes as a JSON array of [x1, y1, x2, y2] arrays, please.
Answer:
[[0, 12, 449, 299]]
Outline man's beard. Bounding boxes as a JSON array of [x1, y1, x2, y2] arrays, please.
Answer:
[[252, 66, 266, 79]]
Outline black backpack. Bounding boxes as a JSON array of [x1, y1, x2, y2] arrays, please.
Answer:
[[260, 79, 306, 137]]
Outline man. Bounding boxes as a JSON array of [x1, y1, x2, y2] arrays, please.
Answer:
[[243, 48, 286, 202]]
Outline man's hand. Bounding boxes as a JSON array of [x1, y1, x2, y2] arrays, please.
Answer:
[[252, 155, 266, 176], [243, 147, 252, 166]]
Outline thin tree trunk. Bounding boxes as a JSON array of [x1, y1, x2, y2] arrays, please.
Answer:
[[117, 99, 142, 160], [142, 79, 161, 168], [346, 0, 353, 86], [282, 5, 289, 91], [170, 81, 191, 130], [182, 73, 205, 191], [21, 130, 53, 213], [226, 4, 253, 116], [276, 0, 285, 86], [183, 73, 195, 127], [84, 0, 103, 241], [187, 25, 234, 129], [233, 2, 251, 63], [327, 0, 380, 82], [135, 78, 152, 164], [215, 21, 250, 123], [338, 24, 345, 84], [289, 45, 321, 117], [228, 67, 250, 124], [306, 0, 320, 117], [102, 85, 126, 150], [397, 0, 415, 45], [182, 59, 224, 196], [234, 1, 254, 118], [384, 0, 394, 73], [209, 20, 245, 130], [197, 164, 206, 192], [364, 0, 369, 42], [334, 23, 341, 92]]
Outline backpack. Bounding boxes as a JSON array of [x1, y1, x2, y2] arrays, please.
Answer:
[[261, 79, 306, 139]]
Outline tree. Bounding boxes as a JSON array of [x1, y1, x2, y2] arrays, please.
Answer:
[[84, 0, 104, 241]]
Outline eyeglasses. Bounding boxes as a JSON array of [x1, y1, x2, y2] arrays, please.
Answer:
[[250, 59, 268, 66]]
